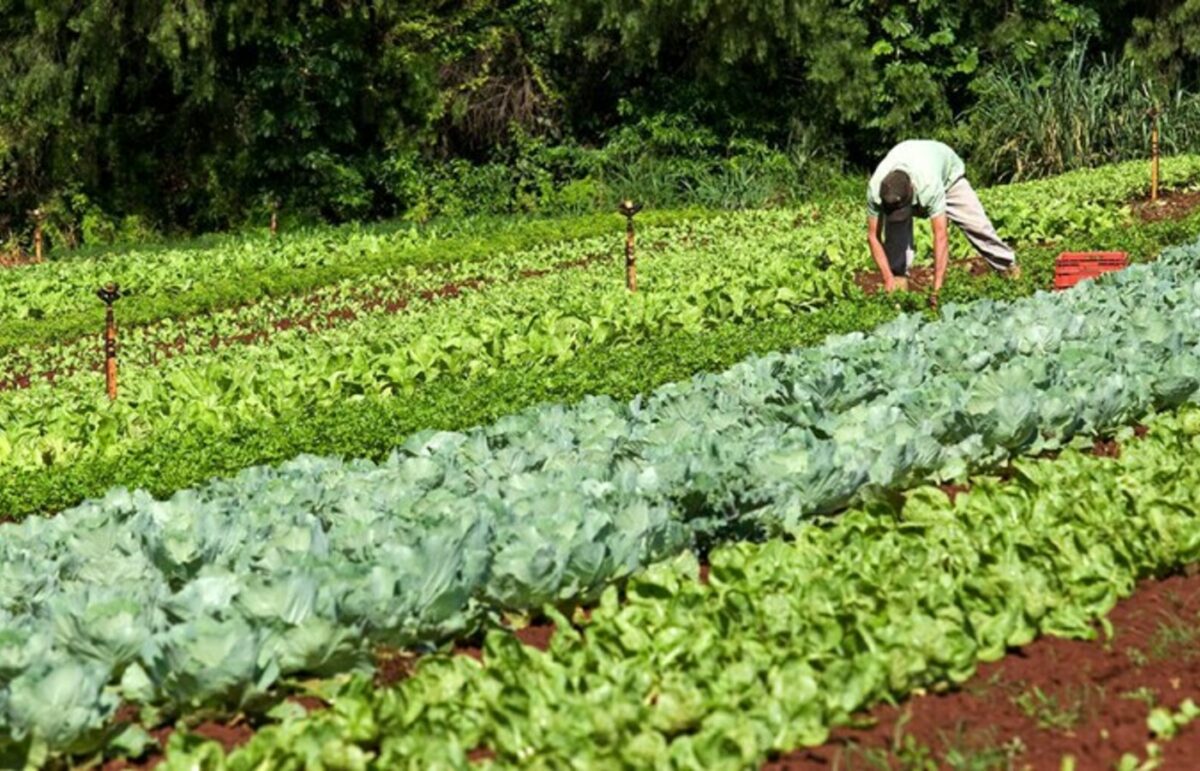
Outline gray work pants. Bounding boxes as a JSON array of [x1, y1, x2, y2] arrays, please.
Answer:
[[884, 178, 1016, 277]]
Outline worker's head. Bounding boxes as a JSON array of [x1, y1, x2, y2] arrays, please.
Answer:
[[880, 170, 914, 223]]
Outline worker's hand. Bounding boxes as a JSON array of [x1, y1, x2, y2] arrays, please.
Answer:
[[928, 291, 939, 311], [883, 276, 897, 294]]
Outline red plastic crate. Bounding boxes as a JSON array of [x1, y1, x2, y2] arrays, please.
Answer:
[[1053, 251, 1129, 290]]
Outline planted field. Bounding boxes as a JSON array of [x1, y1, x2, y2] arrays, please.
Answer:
[[0, 213, 857, 474], [4, 158, 1200, 525], [13, 5, 1200, 769], [5, 224, 1200, 767], [0, 210, 710, 353], [0, 246, 613, 392], [4, 159, 1200, 769]]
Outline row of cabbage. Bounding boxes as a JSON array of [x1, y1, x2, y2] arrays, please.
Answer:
[[168, 406, 1200, 770], [4, 235, 1200, 758], [5, 156, 1199, 478]]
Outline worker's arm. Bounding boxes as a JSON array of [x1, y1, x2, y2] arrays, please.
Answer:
[[866, 216, 896, 293], [931, 214, 949, 296]]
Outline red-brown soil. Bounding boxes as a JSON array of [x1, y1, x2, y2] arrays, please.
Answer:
[[101, 694, 331, 770], [1093, 435, 1122, 458], [1132, 189, 1200, 223], [855, 257, 995, 295], [101, 719, 256, 771], [512, 621, 557, 651], [374, 646, 421, 687], [766, 570, 1200, 771], [468, 746, 499, 763], [937, 482, 973, 505]]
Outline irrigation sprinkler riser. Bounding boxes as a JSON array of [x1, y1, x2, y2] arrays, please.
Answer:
[[96, 284, 122, 401], [618, 200, 643, 293]]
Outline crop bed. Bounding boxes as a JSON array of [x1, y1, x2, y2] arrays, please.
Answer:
[[149, 403, 1200, 770], [0, 210, 863, 476], [0, 209, 708, 353], [0, 250, 610, 393], [779, 571, 1200, 770], [7, 161, 1200, 769], [109, 538, 1200, 771], [5, 229, 1200, 767], [1132, 188, 1200, 223]]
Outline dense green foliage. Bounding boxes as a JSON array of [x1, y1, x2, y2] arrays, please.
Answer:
[[954, 45, 1200, 182], [0, 293, 903, 521], [2, 158, 1193, 519], [162, 403, 1200, 770], [3, 231, 1200, 763], [2, 0, 1199, 243], [0, 207, 708, 353], [7, 200, 1200, 523], [7, 5, 1200, 768]]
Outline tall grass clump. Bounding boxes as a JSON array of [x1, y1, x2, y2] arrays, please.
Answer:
[[956, 44, 1200, 184]]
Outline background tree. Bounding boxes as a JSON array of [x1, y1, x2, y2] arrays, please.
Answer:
[[0, 0, 1196, 246]]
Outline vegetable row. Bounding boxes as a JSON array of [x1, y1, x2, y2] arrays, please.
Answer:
[[4, 157, 1197, 481], [0, 209, 709, 353], [0, 242, 614, 390], [0, 210, 857, 474], [0, 285, 903, 521], [4, 233, 1200, 758], [163, 404, 1200, 770]]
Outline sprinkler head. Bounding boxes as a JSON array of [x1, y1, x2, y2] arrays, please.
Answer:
[[97, 283, 122, 304], [617, 200, 643, 218]]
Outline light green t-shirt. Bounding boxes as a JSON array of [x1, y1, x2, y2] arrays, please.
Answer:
[[866, 140, 966, 218]]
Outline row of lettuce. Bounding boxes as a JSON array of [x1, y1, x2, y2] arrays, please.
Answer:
[[4, 235, 1200, 763], [0, 155, 1191, 345], [162, 405, 1200, 770], [3, 158, 1200, 521], [0, 241, 616, 384], [2, 210, 858, 389], [0, 210, 711, 352]]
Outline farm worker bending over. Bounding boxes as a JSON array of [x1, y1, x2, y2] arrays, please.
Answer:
[[867, 139, 1019, 306]]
